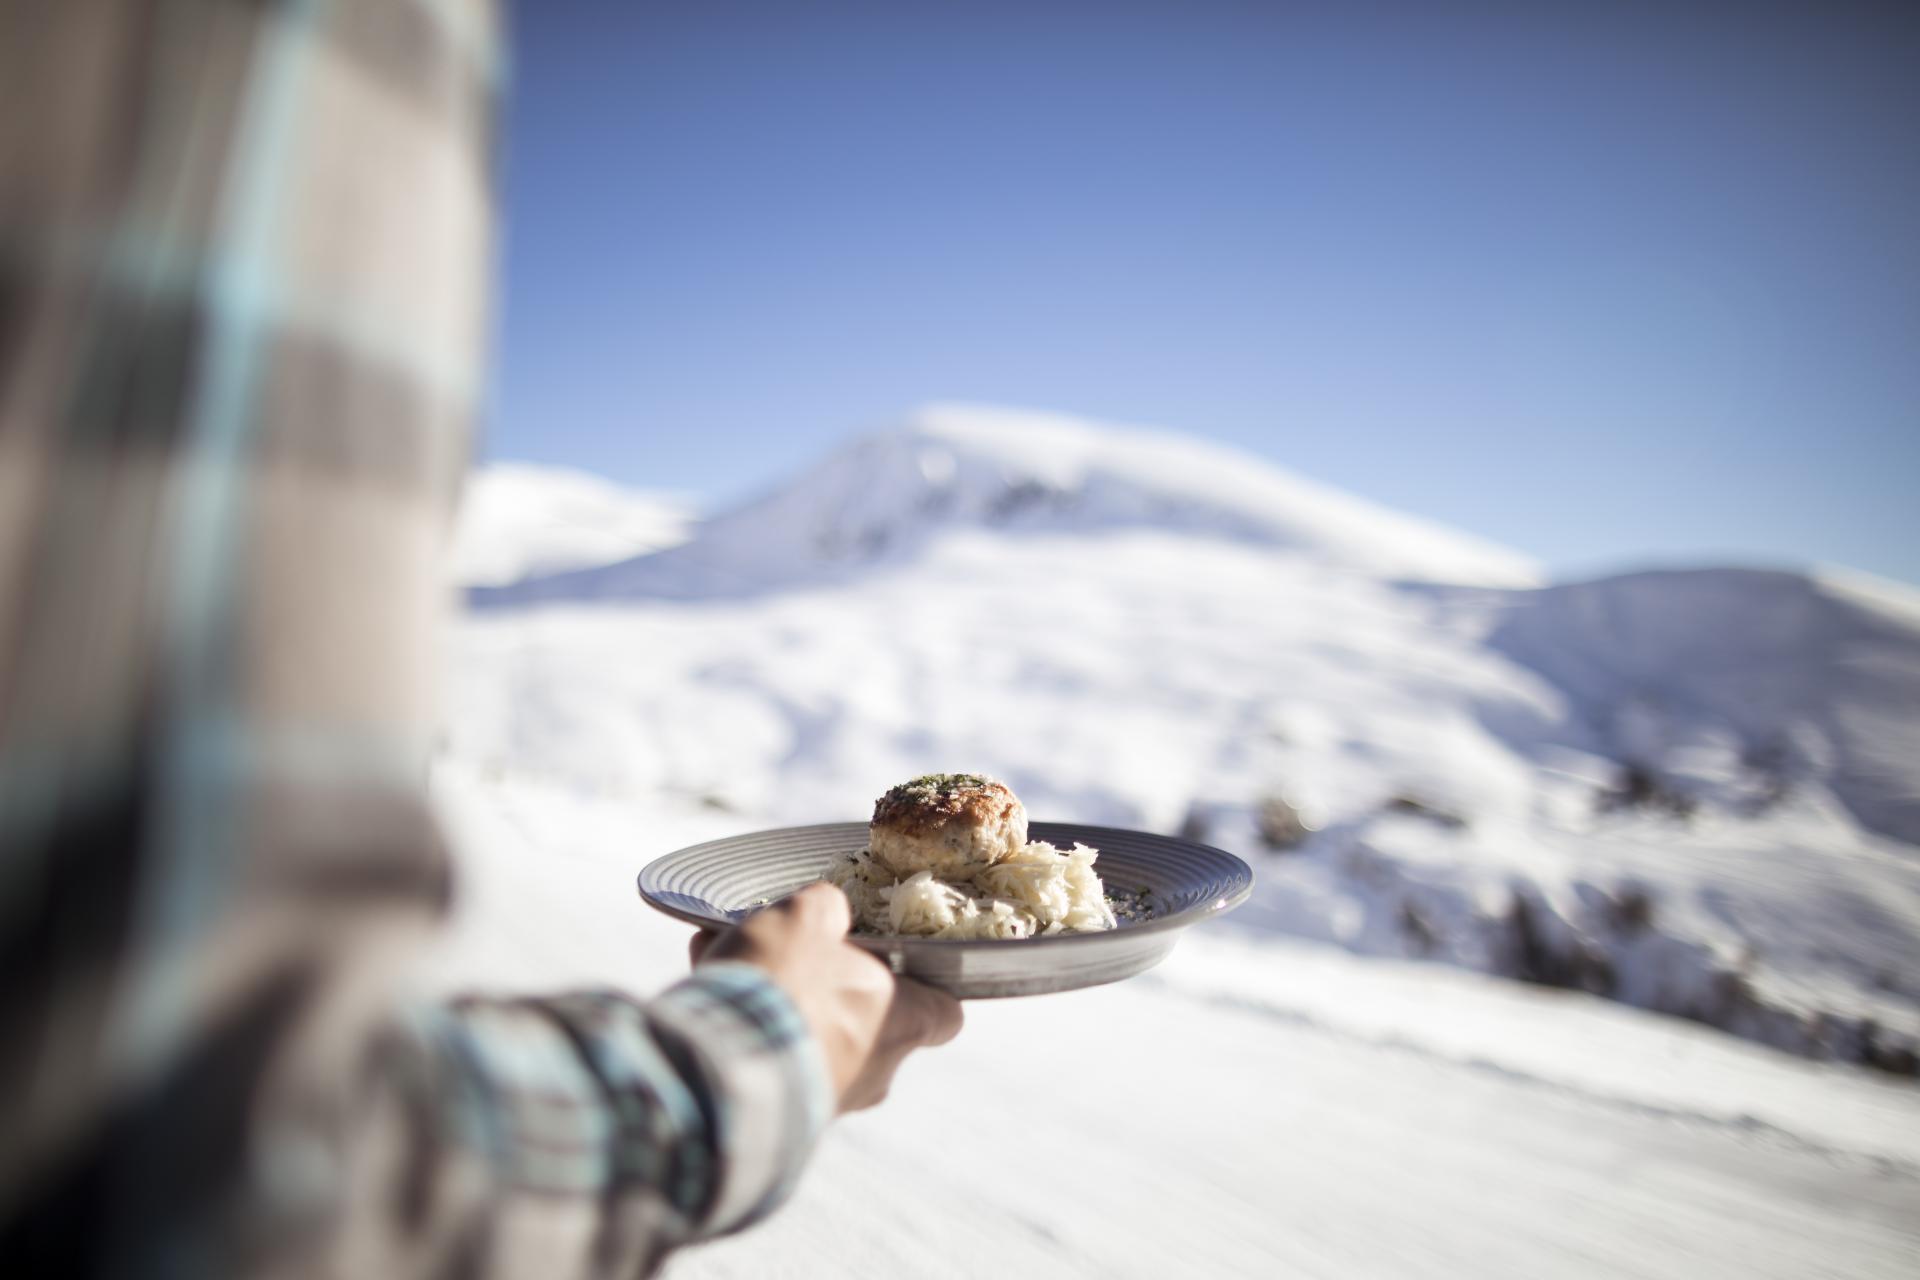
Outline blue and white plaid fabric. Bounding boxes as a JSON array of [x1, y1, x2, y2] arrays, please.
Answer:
[[0, 2, 831, 1274]]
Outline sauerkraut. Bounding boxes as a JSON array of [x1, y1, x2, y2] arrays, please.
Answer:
[[824, 839, 1117, 940]]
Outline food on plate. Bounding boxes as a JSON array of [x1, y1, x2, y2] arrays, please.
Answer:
[[869, 772, 1028, 879], [825, 773, 1118, 940]]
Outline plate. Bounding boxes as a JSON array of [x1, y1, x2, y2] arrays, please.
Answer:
[[637, 821, 1254, 998]]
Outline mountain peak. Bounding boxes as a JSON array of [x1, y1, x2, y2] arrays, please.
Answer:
[[884, 402, 1536, 580], [475, 405, 1539, 605], [453, 462, 694, 588]]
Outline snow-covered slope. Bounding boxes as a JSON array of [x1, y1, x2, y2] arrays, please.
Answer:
[[436, 410, 1920, 1274], [425, 763, 1920, 1279], [445, 408, 1920, 1071], [446, 536, 1920, 1071], [452, 461, 693, 588], [1476, 566, 1920, 846], [473, 404, 1538, 604]]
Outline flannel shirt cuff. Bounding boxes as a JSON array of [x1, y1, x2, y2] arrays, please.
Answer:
[[648, 962, 836, 1235]]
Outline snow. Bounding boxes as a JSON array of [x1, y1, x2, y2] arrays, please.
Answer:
[[446, 529, 1920, 1066], [471, 404, 1538, 605], [424, 765, 1920, 1279], [1474, 566, 1920, 845], [431, 405, 1920, 1276], [452, 461, 693, 587]]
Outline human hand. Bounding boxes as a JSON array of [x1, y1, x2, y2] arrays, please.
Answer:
[[690, 883, 963, 1112]]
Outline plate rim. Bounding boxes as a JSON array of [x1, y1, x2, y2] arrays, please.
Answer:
[[636, 819, 1255, 948]]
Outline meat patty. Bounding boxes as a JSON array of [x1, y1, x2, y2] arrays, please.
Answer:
[[868, 773, 1028, 879]]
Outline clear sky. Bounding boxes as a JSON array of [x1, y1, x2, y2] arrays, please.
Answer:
[[491, 1, 1919, 585]]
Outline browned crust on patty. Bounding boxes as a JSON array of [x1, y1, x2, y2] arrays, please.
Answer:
[[871, 775, 1020, 837]]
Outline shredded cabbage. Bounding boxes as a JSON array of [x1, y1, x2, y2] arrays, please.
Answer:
[[823, 839, 1115, 939]]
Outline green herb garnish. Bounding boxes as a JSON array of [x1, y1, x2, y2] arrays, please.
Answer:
[[898, 772, 993, 794]]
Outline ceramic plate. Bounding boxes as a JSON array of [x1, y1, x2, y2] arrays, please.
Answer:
[[637, 821, 1254, 998]]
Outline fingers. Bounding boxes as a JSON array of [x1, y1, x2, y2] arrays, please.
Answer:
[[701, 883, 960, 1117], [837, 980, 963, 1114], [895, 978, 964, 1046]]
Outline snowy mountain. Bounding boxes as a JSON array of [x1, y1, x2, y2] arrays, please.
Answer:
[[1479, 567, 1920, 846], [435, 409, 1920, 1276], [452, 461, 693, 588], [471, 404, 1538, 605], [445, 406, 1920, 1073]]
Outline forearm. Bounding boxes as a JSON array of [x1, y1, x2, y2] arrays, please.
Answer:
[[346, 965, 833, 1278]]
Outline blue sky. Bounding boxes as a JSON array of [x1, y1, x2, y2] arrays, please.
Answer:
[[491, 1, 1919, 584]]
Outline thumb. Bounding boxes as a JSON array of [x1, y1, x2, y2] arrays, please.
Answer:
[[781, 881, 853, 938], [688, 928, 720, 967]]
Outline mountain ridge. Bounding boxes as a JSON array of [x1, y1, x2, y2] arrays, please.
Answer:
[[447, 410, 1920, 1068], [453, 462, 694, 589], [471, 404, 1540, 605]]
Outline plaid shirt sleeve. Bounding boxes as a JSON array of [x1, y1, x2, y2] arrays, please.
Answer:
[[340, 968, 833, 1277], [0, 2, 832, 1276]]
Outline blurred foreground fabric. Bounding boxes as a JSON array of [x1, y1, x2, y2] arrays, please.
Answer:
[[0, 3, 828, 1275]]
